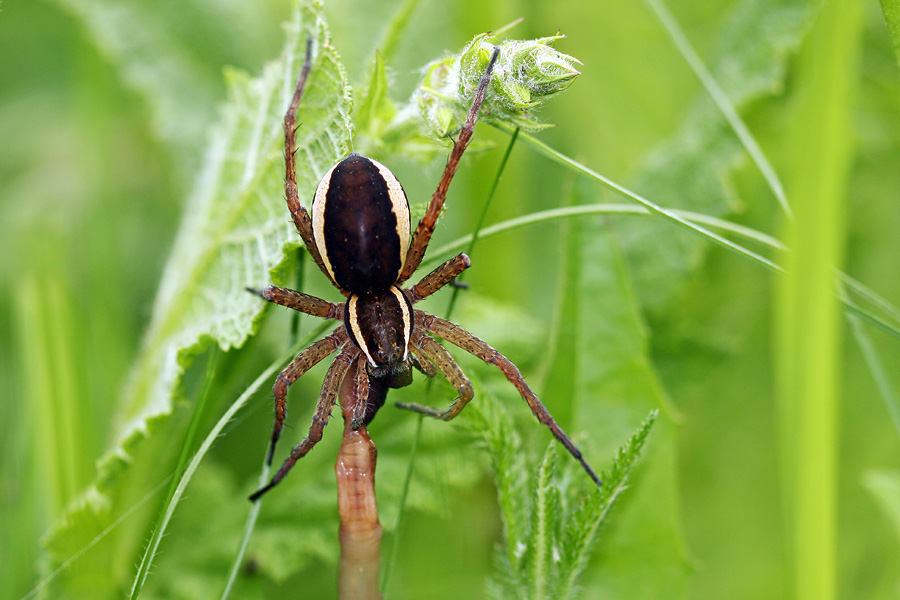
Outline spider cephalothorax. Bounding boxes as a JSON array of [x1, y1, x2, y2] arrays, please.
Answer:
[[249, 41, 600, 501]]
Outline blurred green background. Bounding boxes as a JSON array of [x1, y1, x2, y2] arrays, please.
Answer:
[[2, 0, 900, 598]]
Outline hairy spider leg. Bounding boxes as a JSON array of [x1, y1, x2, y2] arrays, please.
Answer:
[[350, 355, 370, 429], [268, 328, 348, 465], [396, 46, 502, 285], [409, 344, 439, 378], [251, 344, 358, 501], [414, 311, 603, 487], [283, 38, 342, 292], [253, 285, 344, 320], [396, 330, 474, 420], [404, 253, 471, 304]]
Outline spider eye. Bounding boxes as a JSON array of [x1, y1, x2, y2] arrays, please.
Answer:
[[311, 154, 410, 295]]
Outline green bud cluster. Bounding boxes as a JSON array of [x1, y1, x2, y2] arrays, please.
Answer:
[[415, 32, 582, 137]]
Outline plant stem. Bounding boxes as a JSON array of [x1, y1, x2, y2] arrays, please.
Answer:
[[775, 0, 861, 598], [337, 359, 382, 600]]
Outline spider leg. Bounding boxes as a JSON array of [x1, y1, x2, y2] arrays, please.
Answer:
[[396, 331, 473, 420], [283, 38, 342, 291], [409, 344, 439, 378], [350, 355, 370, 430], [396, 47, 501, 285], [248, 285, 344, 320], [267, 327, 348, 466], [404, 254, 471, 304], [415, 310, 602, 487], [250, 344, 357, 501]]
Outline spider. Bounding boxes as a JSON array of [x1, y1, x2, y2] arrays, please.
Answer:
[[249, 40, 601, 501]]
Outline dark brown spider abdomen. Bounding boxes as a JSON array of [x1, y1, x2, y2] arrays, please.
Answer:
[[312, 154, 411, 295]]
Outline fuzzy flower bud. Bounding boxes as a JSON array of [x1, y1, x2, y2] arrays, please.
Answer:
[[414, 31, 582, 137]]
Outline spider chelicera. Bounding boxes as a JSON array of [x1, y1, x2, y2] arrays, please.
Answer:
[[249, 40, 600, 501]]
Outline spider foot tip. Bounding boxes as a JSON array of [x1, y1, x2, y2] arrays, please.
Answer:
[[249, 478, 278, 502], [583, 463, 603, 488]]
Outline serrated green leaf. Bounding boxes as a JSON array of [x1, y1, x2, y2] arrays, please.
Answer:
[[354, 50, 397, 151], [527, 443, 557, 600], [557, 411, 658, 599], [113, 0, 352, 446], [42, 0, 353, 594], [461, 386, 657, 600]]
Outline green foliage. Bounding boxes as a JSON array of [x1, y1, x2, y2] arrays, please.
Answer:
[[41, 0, 354, 594], [353, 25, 581, 161], [4, 0, 900, 598], [622, 0, 811, 314], [456, 394, 657, 600], [545, 177, 690, 598]]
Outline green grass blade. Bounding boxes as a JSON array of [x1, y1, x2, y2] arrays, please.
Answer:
[[220, 457, 270, 600], [842, 298, 900, 343], [647, 0, 900, 440], [774, 1, 862, 598], [427, 201, 900, 343], [644, 0, 792, 218], [842, 273, 900, 328], [848, 315, 900, 438], [426, 203, 783, 263], [21, 477, 172, 600], [498, 125, 784, 273], [444, 127, 520, 319], [128, 324, 324, 597], [130, 348, 220, 598], [424, 178, 900, 346]]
